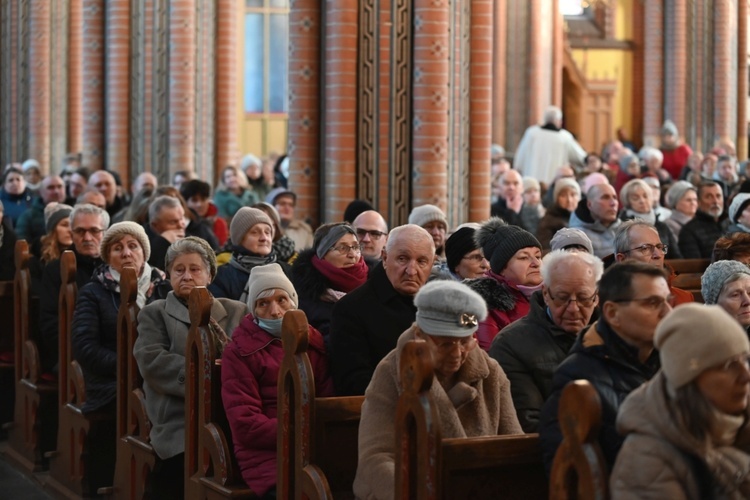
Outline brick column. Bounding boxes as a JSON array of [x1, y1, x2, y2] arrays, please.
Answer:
[[664, 0, 686, 138], [551, 0, 563, 108], [713, 0, 732, 143], [469, 0, 493, 222], [168, 0, 196, 179], [68, 0, 83, 154], [737, 0, 748, 159], [287, 0, 321, 226], [106, 0, 130, 182], [28, 0, 51, 171], [643, 0, 663, 146], [492, 0, 506, 145], [322, 3, 358, 222], [411, 0, 450, 210], [82, 0, 105, 170], [214, 0, 237, 180], [527, 0, 543, 125]]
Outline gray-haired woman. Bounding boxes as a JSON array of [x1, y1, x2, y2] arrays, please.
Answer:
[[134, 236, 248, 499]]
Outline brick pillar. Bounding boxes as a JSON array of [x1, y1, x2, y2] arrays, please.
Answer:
[[492, 0, 506, 145], [323, 3, 358, 222], [665, 0, 687, 138], [411, 0, 450, 210], [215, 0, 237, 180], [527, 0, 543, 125], [737, 0, 748, 159], [28, 0, 50, 171], [468, 0, 493, 222], [643, 0, 663, 146], [288, 0, 321, 226], [551, 0, 563, 108], [106, 0, 129, 182], [713, 0, 732, 143], [82, 0, 105, 170], [68, 0, 83, 154], [168, 0, 195, 179]]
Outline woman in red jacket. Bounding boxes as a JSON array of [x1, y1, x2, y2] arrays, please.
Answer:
[[221, 263, 334, 498]]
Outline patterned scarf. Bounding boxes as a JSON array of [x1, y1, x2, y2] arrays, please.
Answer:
[[228, 246, 277, 274], [274, 235, 297, 263], [174, 294, 231, 354], [96, 263, 165, 309]]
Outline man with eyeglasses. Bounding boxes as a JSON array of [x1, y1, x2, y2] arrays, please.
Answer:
[[489, 250, 602, 432], [614, 220, 694, 306], [38, 203, 110, 374], [352, 210, 389, 261], [539, 261, 670, 473]]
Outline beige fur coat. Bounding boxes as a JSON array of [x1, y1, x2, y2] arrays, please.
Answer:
[[353, 326, 523, 500]]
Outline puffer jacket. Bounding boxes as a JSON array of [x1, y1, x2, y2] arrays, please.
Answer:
[[71, 267, 170, 413], [679, 210, 729, 259], [464, 274, 528, 351], [488, 291, 579, 432], [207, 247, 291, 301], [611, 372, 750, 499], [291, 248, 336, 338], [134, 292, 248, 460], [569, 200, 623, 259], [353, 326, 523, 500], [221, 314, 334, 496], [538, 319, 660, 473]]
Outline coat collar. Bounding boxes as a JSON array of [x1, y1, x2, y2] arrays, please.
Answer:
[[164, 290, 228, 325]]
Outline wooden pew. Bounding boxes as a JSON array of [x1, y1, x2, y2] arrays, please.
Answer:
[[3, 240, 56, 473], [669, 258, 710, 302], [278, 309, 364, 500], [549, 380, 608, 500], [394, 340, 548, 499], [100, 266, 159, 499], [185, 286, 254, 500], [0, 279, 15, 430]]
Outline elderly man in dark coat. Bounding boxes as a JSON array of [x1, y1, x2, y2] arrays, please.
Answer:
[[329, 224, 435, 396]]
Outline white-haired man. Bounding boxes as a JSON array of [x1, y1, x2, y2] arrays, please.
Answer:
[[513, 106, 587, 184]]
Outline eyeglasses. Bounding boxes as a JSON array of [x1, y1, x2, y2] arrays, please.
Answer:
[[625, 243, 668, 256], [72, 227, 104, 237], [428, 336, 477, 354], [547, 291, 598, 308], [612, 295, 673, 310], [332, 243, 363, 255], [462, 253, 487, 263], [355, 228, 386, 240]]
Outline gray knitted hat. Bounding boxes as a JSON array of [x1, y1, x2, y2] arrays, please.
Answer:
[[553, 178, 581, 203], [230, 207, 274, 245], [660, 119, 679, 137], [655, 303, 749, 389], [701, 260, 750, 305], [246, 263, 298, 311], [664, 181, 696, 209], [729, 193, 750, 223], [549, 227, 594, 254], [100, 221, 151, 264], [414, 281, 487, 337], [408, 204, 448, 230], [475, 217, 541, 273], [44, 202, 73, 233]]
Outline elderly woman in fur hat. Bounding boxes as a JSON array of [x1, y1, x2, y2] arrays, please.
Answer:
[[353, 281, 522, 500], [465, 218, 543, 350], [134, 237, 248, 498], [611, 304, 750, 499]]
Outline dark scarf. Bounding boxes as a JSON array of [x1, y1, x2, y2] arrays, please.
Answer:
[[175, 294, 231, 354], [274, 235, 296, 263], [228, 245, 277, 273], [311, 255, 368, 293]]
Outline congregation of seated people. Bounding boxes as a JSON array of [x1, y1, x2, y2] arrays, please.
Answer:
[[6, 115, 750, 499]]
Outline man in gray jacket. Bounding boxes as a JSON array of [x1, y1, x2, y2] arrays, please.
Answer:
[[570, 183, 622, 258]]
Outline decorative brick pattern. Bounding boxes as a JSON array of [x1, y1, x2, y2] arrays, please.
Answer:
[[28, 0, 50, 170], [82, 0, 105, 170], [214, 0, 236, 183], [491, 0, 506, 146], [288, 0, 322, 226], [68, 0, 83, 155], [195, 0, 216, 181], [106, 0, 130, 182], [713, 0, 732, 143], [737, 0, 748, 159], [664, 0, 686, 140], [469, 0, 493, 223], [643, 0, 664, 146], [168, 0, 195, 181], [357, 0, 379, 207], [527, 0, 543, 126]]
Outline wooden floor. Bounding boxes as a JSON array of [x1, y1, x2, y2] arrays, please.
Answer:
[[0, 441, 54, 499]]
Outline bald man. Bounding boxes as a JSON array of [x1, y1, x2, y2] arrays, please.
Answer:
[[88, 170, 125, 217], [352, 210, 389, 260]]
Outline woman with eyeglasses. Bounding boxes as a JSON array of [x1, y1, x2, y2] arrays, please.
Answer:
[[619, 178, 682, 259], [208, 207, 290, 301], [701, 260, 750, 332], [292, 222, 369, 340], [444, 225, 489, 280], [465, 218, 544, 350], [611, 304, 750, 499], [353, 280, 522, 500]]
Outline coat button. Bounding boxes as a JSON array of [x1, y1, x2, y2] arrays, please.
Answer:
[[178, 375, 185, 383]]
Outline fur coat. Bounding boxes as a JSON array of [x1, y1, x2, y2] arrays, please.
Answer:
[[464, 275, 527, 350], [352, 326, 523, 500]]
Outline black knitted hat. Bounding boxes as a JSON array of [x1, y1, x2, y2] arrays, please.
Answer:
[[475, 217, 541, 273], [445, 226, 479, 273]]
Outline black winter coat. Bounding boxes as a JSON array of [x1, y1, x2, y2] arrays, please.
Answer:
[[538, 319, 660, 473], [38, 250, 103, 373], [291, 249, 336, 339], [207, 248, 291, 301], [678, 210, 729, 259], [536, 205, 571, 250], [71, 269, 170, 414], [488, 291, 577, 433], [0, 216, 17, 281], [329, 262, 417, 396]]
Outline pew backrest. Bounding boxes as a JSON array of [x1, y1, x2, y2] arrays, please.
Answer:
[[58, 250, 78, 406], [13, 240, 37, 383]]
